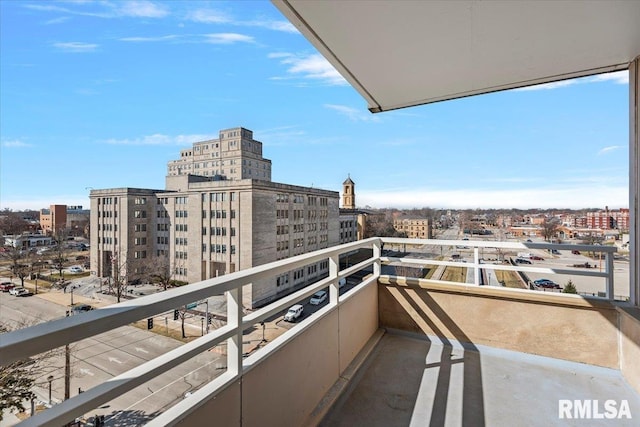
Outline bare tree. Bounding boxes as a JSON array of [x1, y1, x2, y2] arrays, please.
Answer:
[[0, 321, 66, 420], [146, 253, 174, 291], [541, 217, 561, 242], [1, 247, 30, 288], [49, 238, 70, 288], [106, 251, 130, 303], [0, 209, 31, 235]]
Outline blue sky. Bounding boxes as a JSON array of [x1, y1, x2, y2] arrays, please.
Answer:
[[0, 0, 630, 211]]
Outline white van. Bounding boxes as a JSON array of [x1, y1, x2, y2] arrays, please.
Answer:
[[284, 304, 303, 322], [517, 252, 532, 259]]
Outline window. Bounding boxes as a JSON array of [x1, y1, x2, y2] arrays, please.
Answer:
[[134, 197, 146, 205], [134, 210, 146, 218], [134, 224, 147, 232], [134, 237, 147, 245], [134, 251, 147, 259]]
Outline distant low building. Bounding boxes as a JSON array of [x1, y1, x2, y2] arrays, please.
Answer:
[[3, 233, 54, 249], [393, 218, 431, 239]]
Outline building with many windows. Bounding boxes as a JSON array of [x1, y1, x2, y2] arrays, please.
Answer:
[[91, 127, 348, 308], [166, 127, 271, 181], [393, 217, 431, 239]]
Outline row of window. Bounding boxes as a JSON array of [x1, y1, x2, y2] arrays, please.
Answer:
[[98, 237, 116, 244], [176, 251, 187, 259], [176, 224, 188, 232], [134, 237, 146, 245], [98, 224, 117, 231], [134, 197, 146, 205], [98, 197, 117, 205], [275, 261, 329, 287], [176, 237, 188, 245], [175, 267, 187, 276], [100, 211, 118, 218], [205, 227, 233, 236], [202, 244, 233, 254]]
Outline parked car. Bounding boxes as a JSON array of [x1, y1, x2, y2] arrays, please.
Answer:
[[515, 258, 532, 264], [571, 250, 581, 255], [530, 255, 544, 260], [284, 304, 303, 322], [533, 279, 560, 289], [69, 266, 83, 273], [310, 290, 328, 305], [0, 282, 15, 292], [72, 303, 93, 313], [9, 287, 30, 296]]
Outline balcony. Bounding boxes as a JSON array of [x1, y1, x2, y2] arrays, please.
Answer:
[[1, 237, 639, 426]]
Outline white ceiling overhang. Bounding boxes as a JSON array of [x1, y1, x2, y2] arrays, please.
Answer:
[[273, 0, 640, 113]]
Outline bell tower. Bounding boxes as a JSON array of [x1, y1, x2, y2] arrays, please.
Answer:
[[342, 175, 355, 209]]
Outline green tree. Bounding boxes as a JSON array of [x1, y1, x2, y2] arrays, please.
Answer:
[[563, 280, 577, 294]]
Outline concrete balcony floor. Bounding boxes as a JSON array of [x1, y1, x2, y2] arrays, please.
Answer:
[[321, 331, 640, 427]]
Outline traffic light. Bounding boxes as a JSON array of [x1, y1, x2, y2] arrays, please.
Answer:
[[207, 314, 213, 325], [147, 318, 153, 329], [174, 309, 179, 320]]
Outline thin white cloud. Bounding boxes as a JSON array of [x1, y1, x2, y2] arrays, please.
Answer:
[[244, 19, 298, 33], [45, 16, 70, 25], [53, 42, 98, 52], [2, 140, 32, 148], [186, 9, 231, 24], [357, 186, 628, 210], [119, 1, 168, 18], [185, 8, 296, 33], [515, 80, 577, 91], [24, 1, 168, 19], [270, 53, 346, 86], [516, 70, 629, 92], [0, 195, 90, 212], [325, 104, 379, 122], [588, 70, 628, 85], [203, 33, 254, 44], [104, 134, 214, 145], [598, 145, 623, 155]]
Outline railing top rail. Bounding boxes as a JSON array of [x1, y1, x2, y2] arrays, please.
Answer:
[[380, 237, 618, 252], [0, 238, 381, 366]]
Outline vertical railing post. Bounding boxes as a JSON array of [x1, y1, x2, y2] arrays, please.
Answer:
[[473, 246, 480, 286], [226, 287, 243, 377], [605, 252, 615, 300], [373, 239, 382, 277], [630, 55, 639, 307], [329, 252, 339, 305]]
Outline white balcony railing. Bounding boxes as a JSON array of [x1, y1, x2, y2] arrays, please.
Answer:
[[0, 237, 618, 426]]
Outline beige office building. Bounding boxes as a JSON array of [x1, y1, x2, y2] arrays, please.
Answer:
[[394, 218, 431, 239], [91, 127, 346, 308]]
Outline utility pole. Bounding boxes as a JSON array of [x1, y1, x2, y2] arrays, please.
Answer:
[[64, 312, 70, 401], [205, 299, 210, 333]]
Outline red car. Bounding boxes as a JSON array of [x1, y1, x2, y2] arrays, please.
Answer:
[[0, 282, 15, 292], [530, 256, 544, 260]]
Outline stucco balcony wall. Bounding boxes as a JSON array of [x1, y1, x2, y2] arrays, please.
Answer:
[[174, 279, 379, 427], [378, 276, 621, 369], [619, 306, 640, 394]]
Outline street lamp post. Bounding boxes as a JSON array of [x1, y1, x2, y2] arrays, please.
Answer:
[[47, 375, 53, 405]]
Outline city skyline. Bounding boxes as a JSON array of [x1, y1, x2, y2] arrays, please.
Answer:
[[0, 0, 630, 211]]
